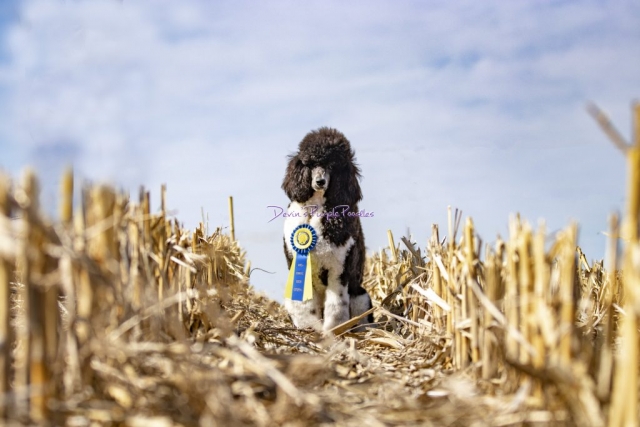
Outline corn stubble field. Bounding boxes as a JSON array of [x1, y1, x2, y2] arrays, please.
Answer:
[[0, 104, 638, 426]]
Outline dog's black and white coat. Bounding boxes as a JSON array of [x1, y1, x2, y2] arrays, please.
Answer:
[[282, 127, 373, 332]]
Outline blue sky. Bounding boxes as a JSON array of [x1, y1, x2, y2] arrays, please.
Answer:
[[0, 0, 638, 300]]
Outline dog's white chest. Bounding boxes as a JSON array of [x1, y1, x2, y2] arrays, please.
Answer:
[[284, 193, 325, 249], [283, 193, 353, 274]]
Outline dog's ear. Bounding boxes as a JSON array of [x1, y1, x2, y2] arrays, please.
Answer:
[[325, 161, 362, 207], [282, 154, 315, 202]]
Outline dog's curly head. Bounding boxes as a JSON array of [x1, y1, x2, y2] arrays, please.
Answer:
[[282, 127, 362, 206]]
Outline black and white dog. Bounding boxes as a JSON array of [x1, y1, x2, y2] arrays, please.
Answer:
[[282, 127, 373, 331]]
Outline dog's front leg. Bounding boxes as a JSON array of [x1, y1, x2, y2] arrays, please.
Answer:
[[283, 238, 324, 330], [284, 298, 323, 330], [323, 273, 350, 331]]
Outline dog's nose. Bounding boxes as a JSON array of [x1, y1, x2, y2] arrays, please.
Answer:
[[316, 179, 326, 187]]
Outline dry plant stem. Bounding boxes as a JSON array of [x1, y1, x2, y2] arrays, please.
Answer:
[[609, 103, 640, 427], [531, 223, 548, 400], [20, 170, 49, 422], [228, 196, 235, 242], [481, 248, 496, 380], [128, 206, 141, 311], [332, 307, 376, 336], [558, 223, 577, 365], [42, 264, 59, 404], [505, 218, 519, 361], [13, 170, 32, 419], [518, 224, 532, 366], [73, 193, 91, 348], [587, 103, 630, 154], [454, 281, 462, 369], [445, 206, 455, 362], [59, 169, 79, 398], [159, 184, 167, 301], [60, 168, 73, 225], [430, 224, 444, 331], [387, 230, 397, 263], [0, 174, 11, 419], [597, 214, 618, 401], [464, 218, 479, 367]]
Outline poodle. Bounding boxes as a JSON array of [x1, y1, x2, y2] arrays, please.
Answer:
[[281, 127, 373, 332]]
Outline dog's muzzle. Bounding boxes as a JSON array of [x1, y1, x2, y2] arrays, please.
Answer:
[[312, 167, 329, 191]]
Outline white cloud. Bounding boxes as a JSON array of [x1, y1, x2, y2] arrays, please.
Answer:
[[0, 0, 638, 299]]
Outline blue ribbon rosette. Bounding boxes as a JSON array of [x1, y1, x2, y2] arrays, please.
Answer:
[[284, 224, 317, 301]]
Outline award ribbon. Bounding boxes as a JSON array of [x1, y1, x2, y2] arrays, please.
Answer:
[[284, 224, 317, 301]]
